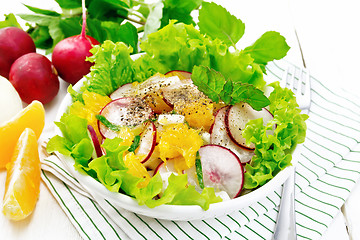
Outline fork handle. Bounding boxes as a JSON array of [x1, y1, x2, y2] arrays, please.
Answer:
[[272, 166, 297, 240]]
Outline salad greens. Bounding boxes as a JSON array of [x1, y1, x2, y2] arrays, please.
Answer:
[[242, 82, 308, 189], [2, 0, 202, 52], [46, 2, 306, 209]]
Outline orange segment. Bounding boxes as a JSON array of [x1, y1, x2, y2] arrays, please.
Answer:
[[175, 98, 214, 131], [69, 90, 111, 141], [158, 123, 203, 168], [123, 152, 151, 188], [0, 100, 44, 169], [144, 92, 173, 114], [2, 128, 41, 221]]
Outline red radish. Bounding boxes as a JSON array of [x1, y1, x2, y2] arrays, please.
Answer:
[[165, 70, 192, 80], [87, 125, 103, 158], [198, 145, 244, 199], [110, 83, 135, 99], [98, 97, 153, 139], [0, 27, 36, 79], [225, 103, 274, 150], [135, 122, 157, 163], [210, 107, 254, 164], [51, 0, 100, 85], [9, 53, 59, 104]]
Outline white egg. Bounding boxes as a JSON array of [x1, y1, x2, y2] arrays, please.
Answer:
[[0, 76, 23, 124]]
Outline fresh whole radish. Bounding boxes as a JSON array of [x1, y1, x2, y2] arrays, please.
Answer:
[[51, 0, 100, 85], [0, 27, 36, 79], [9, 53, 59, 104]]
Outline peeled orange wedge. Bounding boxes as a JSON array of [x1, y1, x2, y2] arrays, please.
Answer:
[[2, 128, 41, 220], [0, 100, 45, 169]]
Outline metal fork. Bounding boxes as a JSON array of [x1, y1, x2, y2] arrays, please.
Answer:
[[272, 66, 311, 240]]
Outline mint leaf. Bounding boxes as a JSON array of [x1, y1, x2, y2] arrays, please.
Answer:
[[243, 31, 290, 65], [191, 65, 225, 103], [0, 13, 21, 28], [198, 2, 245, 47], [230, 82, 270, 109], [192, 65, 270, 110]]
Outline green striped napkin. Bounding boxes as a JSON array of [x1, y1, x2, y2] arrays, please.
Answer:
[[40, 60, 360, 240]]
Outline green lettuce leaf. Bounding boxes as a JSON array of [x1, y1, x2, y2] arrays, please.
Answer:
[[84, 137, 221, 210], [242, 82, 308, 189], [136, 21, 267, 88], [47, 113, 94, 170], [84, 40, 135, 96]]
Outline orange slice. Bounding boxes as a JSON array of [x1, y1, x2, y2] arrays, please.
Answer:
[[0, 100, 44, 169], [2, 128, 41, 220]]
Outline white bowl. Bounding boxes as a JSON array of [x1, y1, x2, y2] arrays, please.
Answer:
[[54, 77, 292, 221]]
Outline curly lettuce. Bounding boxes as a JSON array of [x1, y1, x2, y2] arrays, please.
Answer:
[[242, 82, 308, 189]]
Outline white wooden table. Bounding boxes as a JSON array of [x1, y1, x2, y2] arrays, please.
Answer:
[[1, 0, 359, 239]]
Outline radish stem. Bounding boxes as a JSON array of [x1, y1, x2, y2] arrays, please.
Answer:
[[81, 0, 86, 38]]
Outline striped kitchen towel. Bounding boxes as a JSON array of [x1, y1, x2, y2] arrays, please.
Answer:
[[40, 60, 360, 240]]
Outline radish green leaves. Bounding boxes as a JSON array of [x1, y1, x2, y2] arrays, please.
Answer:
[[198, 2, 245, 47]]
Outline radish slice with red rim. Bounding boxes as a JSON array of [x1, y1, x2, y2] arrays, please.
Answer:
[[225, 103, 273, 150], [98, 97, 153, 139], [165, 70, 192, 80], [198, 145, 244, 199], [87, 125, 102, 158], [210, 107, 254, 164], [135, 121, 157, 163], [110, 83, 135, 100]]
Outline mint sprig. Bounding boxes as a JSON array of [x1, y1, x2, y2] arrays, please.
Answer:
[[191, 65, 270, 111]]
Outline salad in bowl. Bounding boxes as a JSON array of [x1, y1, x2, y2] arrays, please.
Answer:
[[47, 15, 308, 220]]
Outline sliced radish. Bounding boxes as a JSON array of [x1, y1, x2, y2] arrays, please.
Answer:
[[161, 78, 206, 105], [225, 103, 274, 150], [137, 75, 182, 96], [110, 83, 135, 99], [198, 145, 244, 199], [98, 97, 153, 139], [210, 107, 254, 164], [135, 122, 157, 163], [87, 125, 102, 158], [165, 70, 192, 80]]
